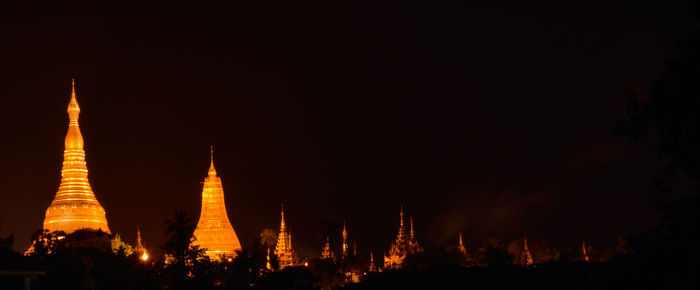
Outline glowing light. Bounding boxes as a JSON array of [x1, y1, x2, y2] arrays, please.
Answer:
[[304, 262, 308, 267], [42, 80, 110, 234], [275, 204, 298, 269], [141, 252, 149, 261], [191, 147, 242, 261]]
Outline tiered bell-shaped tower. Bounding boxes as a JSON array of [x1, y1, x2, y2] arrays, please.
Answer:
[[191, 147, 242, 260], [43, 79, 110, 234]]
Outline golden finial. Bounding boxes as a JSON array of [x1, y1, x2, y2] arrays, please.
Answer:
[[280, 203, 285, 226], [208, 146, 217, 176]]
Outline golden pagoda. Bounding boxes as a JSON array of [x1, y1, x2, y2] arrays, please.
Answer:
[[136, 227, 149, 261], [521, 236, 534, 267], [275, 204, 296, 269], [321, 236, 333, 260], [581, 240, 590, 262], [342, 221, 349, 258], [191, 147, 242, 260], [368, 251, 377, 272], [43, 79, 110, 234], [384, 206, 422, 269], [458, 232, 467, 256], [407, 215, 422, 254]]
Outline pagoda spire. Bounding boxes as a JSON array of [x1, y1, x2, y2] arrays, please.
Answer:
[[409, 215, 415, 240], [266, 247, 272, 271], [208, 145, 217, 176], [137, 227, 143, 249], [581, 240, 590, 262], [136, 227, 149, 261], [43, 79, 110, 234], [521, 235, 534, 267], [275, 204, 295, 269], [321, 236, 332, 259], [458, 232, 466, 255], [342, 220, 349, 258], [192, 147, 242, 260], [369, 250, 377, 272]]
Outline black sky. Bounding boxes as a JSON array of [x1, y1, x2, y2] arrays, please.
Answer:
[[0, 1, 696, 258]]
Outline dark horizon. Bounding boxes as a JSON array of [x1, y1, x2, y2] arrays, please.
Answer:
[[0, 1, 697, 259]]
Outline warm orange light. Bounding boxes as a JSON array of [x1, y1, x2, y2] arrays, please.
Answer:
[[304, 262, 308, 267], [43, 80, 110, 234], [141, 252, 149, 261], [227, 258, 233, 262], [191, 148, 242, 261]]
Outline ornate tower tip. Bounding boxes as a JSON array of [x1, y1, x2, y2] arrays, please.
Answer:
[[208, 146, 217, 176]]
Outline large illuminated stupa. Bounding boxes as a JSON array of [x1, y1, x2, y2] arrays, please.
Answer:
[[191, 147, 242, 260], [43, 80, 111, 234]]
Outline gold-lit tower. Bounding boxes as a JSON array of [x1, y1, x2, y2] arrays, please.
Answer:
[[275, 204, 296, 269], [191, 147, 242, 260], [342, 221, 349, 258], [43, 79, 110, 234], [368, 251, 377, 272], [521, 236, 534, 267], [458, 232, 466, 256], [321, 236, 333, 260]]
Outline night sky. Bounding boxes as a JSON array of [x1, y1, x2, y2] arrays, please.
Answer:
[[0, 1, 696, 258]]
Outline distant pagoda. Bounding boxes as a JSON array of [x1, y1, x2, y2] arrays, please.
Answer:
[[43, 79, 110, 234], [521, 236, 534, 267], [191, 147, 242, 260], [384, 206, 422, 269], [458, 232, 467, 256], [136, 227, 149, 261], [342, 221, 349, 258], [321, 236, 333, 260], [368, 251, 377, 272], [581, 240, 590, 262], [275, 204, 297, 269]]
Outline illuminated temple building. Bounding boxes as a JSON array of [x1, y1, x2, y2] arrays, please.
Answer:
[[43, 79, 111, 234], [191, 148, 242, 260], [384, 206, 423, 269], [275, 204, 297, 269]]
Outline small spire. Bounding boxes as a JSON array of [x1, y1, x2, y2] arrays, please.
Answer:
[[343, 220, 347, 239], [208, 146, 217, 176], [399, 205, 404, 227], [342, 220, 349, 257], [280, 203, 285, 226], [67, 78, 81, 119], [409, 215, 415, 240]]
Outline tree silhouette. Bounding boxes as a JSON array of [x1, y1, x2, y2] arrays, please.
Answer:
[[617, 5, 700, 288]]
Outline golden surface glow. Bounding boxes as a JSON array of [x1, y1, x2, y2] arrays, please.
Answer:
[[43, 80, 110, 234], [141, 252, 149, 261], [275, 204, 297, 269], [582, 240, 590, 262], [191, 148, 242, 260], [522, 236, 534, 266], [384, 206, 422, 269]]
